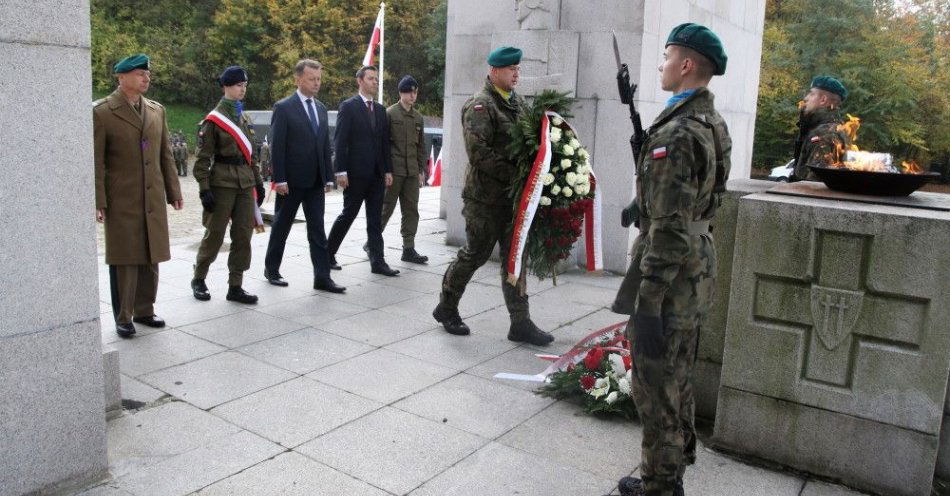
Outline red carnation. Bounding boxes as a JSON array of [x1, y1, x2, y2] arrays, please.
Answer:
[[580, 374, 596, 390], [584, 346, 604, 370], [623, 354, 632, 370]]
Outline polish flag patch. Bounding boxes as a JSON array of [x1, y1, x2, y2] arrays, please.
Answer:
[[810, 136, 821, 143], [473, 104, 485, 111], [652, 147, 668, 159]]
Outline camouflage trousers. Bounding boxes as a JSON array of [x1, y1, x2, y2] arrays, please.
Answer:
[[440, 201, 529, 322], [629, 322, 699, 496]]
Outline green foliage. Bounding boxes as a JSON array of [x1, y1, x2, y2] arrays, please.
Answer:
[[537, 351, 638, 420]]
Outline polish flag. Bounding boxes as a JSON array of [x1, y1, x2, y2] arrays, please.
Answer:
[[362, 5, 384, 67], [428, 147, 443, 186], [424, 146, 435, 186]]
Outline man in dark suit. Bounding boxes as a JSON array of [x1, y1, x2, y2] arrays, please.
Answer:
[[327, 65, 399, 277], [263, 59, 345, 293]]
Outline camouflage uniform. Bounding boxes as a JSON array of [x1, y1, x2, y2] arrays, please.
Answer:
[[192, 99, 263, 287], [792, 107, 850, 181], [612, 87, 731, 496], [439, 78, 529, 321]]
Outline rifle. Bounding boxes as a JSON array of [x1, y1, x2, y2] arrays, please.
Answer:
[[613, 31, 646, 228]]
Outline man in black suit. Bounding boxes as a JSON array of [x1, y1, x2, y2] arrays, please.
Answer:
[[327, 66, 399, 277], [263, 59, 345, 293]]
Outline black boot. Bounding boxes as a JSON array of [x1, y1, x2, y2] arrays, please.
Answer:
[[226, 286, 258, 304], [618, 477, 645, 496], [508, 319, 554, 346], [191, 279, 211, 301], [115, 322, 136, 338], [401, 247, 428, 264], [433, 304, 470, 335]]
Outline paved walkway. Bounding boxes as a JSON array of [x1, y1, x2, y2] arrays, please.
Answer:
[[80, 187, 866, 496]]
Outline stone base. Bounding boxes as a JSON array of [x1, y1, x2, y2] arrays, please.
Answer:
[[714, 387, 936, 496], [693, 359, 721, 420]]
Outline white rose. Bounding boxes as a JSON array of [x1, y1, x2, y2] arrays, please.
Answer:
[[569, 138, 581, 149], [578, 184, 591, 195], [609, 354, 626, 379], [562, 186, 574, 198], [575, 164, 587, 175], [565, 172, 578, 185], [618, 377, 632, 396], [550, 184, 561, 195], [539, 195, 551, 206], [578, 148, 589, 159], [551, 116, 563, 127], [549, 128, 562, 143], [562, 144, 575, 156], [605, 391, 619, 404], [560, 158, 572, 170], [542, 173, 555, 186]]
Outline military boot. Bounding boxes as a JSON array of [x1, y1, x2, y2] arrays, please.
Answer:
[[433, 304, 470, 335], [226, 287, 258, 304], [401, 247, 428, 264], [617, 476, 684, 496], [508, 319, 554, 346], [191, 279, 211, 301]]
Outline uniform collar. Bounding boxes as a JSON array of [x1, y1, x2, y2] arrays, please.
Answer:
[[801, 107, 843, 132], [650, 87, 716, 132]]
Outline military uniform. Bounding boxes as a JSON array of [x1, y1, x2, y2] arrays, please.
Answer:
[[792, 109, 850, 181], [94, 60, 182, 333], [192, 97, 263, 292], [613, 24, 730, 496], [382, 98, 426, 254]]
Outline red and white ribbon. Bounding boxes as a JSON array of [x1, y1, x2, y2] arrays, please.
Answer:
[[204, 110, 265, 230], [494, 321, 628, 382], [505, 111, 603, 285]]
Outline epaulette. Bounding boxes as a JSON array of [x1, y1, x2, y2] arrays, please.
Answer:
[[92, 98, 107, 107]]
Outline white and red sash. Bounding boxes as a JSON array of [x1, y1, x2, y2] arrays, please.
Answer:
[[505, 111, 603, 285], [203, 109, 265, 231]]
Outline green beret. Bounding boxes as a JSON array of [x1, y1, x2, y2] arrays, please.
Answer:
[[487, 46, 522, 67], [665, 23, 727, 76], [811, 75, 848, 101], [113, 54, 150, 74]]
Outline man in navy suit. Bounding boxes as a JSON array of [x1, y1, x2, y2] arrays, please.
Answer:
[[263, 59, 345, 293], [327, 66, 400, 277]]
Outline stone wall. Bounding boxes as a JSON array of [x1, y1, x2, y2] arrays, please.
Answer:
[[441, 0, 765, 274], [0, 1, 109, 494]]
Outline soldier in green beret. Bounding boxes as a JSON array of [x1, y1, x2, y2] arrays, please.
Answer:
[[433, 46, 554, 346], [611, 23, 732, 496], [190, 65, 265, 304], [94, 54, 183, 338], [791, 76, 852, 181]]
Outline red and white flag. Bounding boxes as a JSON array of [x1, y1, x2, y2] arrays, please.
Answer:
[[424, 146, 435, 186], [362, 4, 384, 67], [428, 147, 442, 186]]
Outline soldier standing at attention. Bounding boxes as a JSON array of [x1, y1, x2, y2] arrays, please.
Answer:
[[611, 24, 731, 496], [791, 76, 850, 181], [381, 75, 429, 264], [94, 54, 183, 338], [190, 66, 265, 304], [432, 46, 553, 347]]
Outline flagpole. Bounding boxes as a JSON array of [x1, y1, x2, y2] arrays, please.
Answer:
[[378, 2, 385, 104]]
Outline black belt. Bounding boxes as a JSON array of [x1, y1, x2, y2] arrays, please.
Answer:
[[214, 155, 244, 165]]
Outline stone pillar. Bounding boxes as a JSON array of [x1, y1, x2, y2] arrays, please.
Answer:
[[442, 0, 765, 273], [714, 191, 950, 496], [0, 1, 109, 495]]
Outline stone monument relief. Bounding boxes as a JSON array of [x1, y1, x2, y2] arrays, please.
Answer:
[[492, 0, 577, 96]]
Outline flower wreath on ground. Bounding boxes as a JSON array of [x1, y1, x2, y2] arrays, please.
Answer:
[[505, 90, 603, 286]]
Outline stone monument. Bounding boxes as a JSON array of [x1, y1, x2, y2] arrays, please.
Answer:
[[714, 187, 950, 496], [441, 0, 766, 273], [0, 1, 110, 494]]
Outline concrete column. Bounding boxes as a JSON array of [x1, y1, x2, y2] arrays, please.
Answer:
[[0, 1, 109, 494]]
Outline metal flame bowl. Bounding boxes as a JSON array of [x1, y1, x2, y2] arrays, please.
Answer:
[[808, 165, 939, 196]]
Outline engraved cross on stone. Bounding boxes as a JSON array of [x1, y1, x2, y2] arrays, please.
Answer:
[[751, 230, 924, 390]]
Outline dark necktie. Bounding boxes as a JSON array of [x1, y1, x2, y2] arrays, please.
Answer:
[[366, 100, 375, 130], [305, 98, 320, 136]]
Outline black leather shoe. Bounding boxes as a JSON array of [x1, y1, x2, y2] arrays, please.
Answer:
[[329, 256, 342, 270], [362, 243, 370, 255], [401, 247, 428, 264], [264, 269, 288, 286], [191, 279, 211, 300], [433, 304, 470, 336], [371, 263, 400, 277], [618, 477, 646, 496], [116, 322, 136, 338], [132, 315, 166, 328], [226, 287, 258, 304], [314, 278, 346, 293], [508, 319, 554, 346]]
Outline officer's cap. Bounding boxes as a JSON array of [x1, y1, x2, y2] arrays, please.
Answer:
[[665, 23, 727, 76], [113, 54, 150, 74], [811, 75, 847, 101], [219, 66, 248, 87], [398, 75, 419, 93], [487, 46, 522, 67]]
